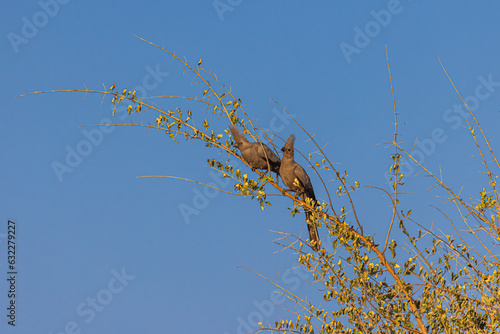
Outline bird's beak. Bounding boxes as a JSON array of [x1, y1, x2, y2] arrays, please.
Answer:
[[281, 147, 285, 152]]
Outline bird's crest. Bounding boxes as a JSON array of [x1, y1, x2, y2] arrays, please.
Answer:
[[283, 133, 296, 151], [229, 125, 246, 143]]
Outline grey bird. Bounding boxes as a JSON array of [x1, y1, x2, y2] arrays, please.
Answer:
[[229, 125, 281, 174], [280, 134, 320, 251]]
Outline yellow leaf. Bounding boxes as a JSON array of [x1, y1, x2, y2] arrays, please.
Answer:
[[198, 59, 203, 66]]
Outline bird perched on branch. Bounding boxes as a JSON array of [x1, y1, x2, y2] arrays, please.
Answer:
[[280, 134, 320, 251], [229, 125, 281, 175]]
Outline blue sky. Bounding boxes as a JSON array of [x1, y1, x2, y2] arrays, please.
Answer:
[[1, 1, 500, 333]]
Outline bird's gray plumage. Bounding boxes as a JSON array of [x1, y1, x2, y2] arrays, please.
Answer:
[[229, 125, 281, 174], [280, 134, 320, 251]]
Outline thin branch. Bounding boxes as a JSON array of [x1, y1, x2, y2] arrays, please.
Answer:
[[383, 42, 400, 255], [137, 175, 243, 196]]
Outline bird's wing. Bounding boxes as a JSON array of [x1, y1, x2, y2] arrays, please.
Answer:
[[256, 143, 280, 164], [294, 164, 315, 201]]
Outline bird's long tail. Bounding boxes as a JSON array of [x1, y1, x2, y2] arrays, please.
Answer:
[[305, 211, 320, 251]]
